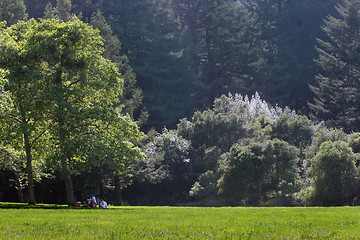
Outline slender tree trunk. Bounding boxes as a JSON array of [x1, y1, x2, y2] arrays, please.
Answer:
[[23, 130, 36, 205], [14, 172, 24, 203], [62, 160, 76, 206], [99, 174, 105, 200], [114, 175, 123, 205]]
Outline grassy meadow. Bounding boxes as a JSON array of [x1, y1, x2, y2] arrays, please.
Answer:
[[0, 203, 360, 239]]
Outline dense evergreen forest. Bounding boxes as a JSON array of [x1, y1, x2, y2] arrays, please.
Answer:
[[1, 0, 360, 207]]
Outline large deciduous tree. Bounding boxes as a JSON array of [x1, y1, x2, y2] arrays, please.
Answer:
[[310, 0, 360, 132], [0, 18, 144, 205], [308, 140, 357, 206], [0, 20, 52, 204], [218, 139, 299, 206], [0, 71, 27, 202]]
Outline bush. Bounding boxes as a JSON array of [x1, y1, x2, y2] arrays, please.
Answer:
[[218, 139, 299, 206], [308, 141, 357, 206]]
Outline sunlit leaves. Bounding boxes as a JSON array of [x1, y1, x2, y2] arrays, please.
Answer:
[[0, 18, 145, 204]]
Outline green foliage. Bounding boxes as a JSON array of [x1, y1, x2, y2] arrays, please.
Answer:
[[146, 129, 190, 176], [44, 0, 73, 22], [0, 0, 27, 25], [270, 114, 314, 148], [136, 128, 191, 204], [218, 139, 299, 206], [0, 17, 145, 205], [2, 0, 359, 207], [304, 124, 348, 161], [308, 140, 357, 206], [0, 18, 60, 204], [178, 92, 293, 172], [348, 132, 360, 153], [176, 92, 319, 206], [243, 0, 338, 110], [90, 10, 146, 125], [189, 170, 220, 204]]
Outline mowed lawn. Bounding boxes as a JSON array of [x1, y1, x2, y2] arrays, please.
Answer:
[[0, 203, 360, 239]]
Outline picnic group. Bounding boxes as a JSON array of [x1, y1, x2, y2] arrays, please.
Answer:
[[77, 195, 108, 208]]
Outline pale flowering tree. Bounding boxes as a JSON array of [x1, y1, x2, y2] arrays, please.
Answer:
[[214, 92, 293, 126], [178, 92, 294, 172], [133, 128, 192, 204], [180, 92, 310, 204], [138, 128, 190, 183]]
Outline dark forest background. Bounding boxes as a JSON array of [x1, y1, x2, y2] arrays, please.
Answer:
[[22, 0, 338, 130]]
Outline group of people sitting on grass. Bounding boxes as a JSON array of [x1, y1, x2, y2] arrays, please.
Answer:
[[86, 195, 108, 209]]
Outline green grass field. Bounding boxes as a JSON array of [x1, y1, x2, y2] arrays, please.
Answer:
[[0, 203, 360, 239]]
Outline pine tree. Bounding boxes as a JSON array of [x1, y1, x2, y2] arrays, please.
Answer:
[[101, 0, 197, 130], [242, 0, 339, 111], [90, 10, 144, 118], [0, 0, 27, 25], [55, 0, 72, 21], [310, 0, 360, 132], [43, 0, 73, 21], [168, 0, 266, 107]]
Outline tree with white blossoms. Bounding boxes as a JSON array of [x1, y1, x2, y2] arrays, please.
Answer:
[[134, 128, 192, 204], [178, 92, 293, 172], [182, 92, 312, 205]]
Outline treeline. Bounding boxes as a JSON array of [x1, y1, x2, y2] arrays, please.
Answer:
[[121, 93, 360, 206], [1, 0, 360, 206]]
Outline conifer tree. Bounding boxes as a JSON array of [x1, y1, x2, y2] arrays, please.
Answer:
[[240, 0, 339, 111], [168, 0, 265, 107], [43, 0, 73, 21], [55, 0, 72, 21], [90, 10, 146, 122], [0, 0, 27, 25], [101, 0, 197, 130], [310, 0, 360, 132]]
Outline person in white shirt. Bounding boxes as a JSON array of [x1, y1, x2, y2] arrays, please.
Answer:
[[87, 195, 97, 208], [91, 195, 97, 205], [100, 199, 108, 209]]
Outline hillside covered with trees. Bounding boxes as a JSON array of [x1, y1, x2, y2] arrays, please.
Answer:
[[1, 0, 360, 207]]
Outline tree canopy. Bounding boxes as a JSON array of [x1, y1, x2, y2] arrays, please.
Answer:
[[0, 17, 144, 205]]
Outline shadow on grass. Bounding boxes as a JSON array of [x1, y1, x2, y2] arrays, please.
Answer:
[[0, 202, 136, 210], [0, 202, 83, 209]]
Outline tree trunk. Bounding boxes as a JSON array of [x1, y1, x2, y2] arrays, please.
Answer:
[[57, 111, 76, 206], [62, 160, 76, 206], [114, 175, 123, 205], [14, 172, 24, 203], [23, 130, 36, 205], [99, 175, 105, 200]]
